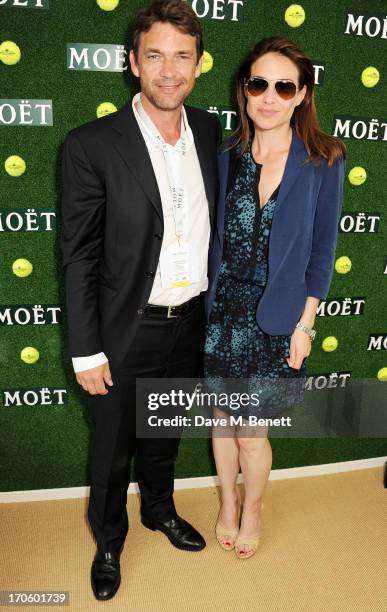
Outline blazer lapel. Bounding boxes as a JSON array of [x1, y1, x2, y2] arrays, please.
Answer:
[[274, 130, 308, 216], [109, 101, 163, 222], [217, 149, 230, 249]]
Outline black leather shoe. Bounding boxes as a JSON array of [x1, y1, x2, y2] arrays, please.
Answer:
[[141, 514, 206, 551], [91, 549, 121, 601]]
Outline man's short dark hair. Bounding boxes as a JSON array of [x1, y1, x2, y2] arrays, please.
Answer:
[[132, 0, 204, 63]]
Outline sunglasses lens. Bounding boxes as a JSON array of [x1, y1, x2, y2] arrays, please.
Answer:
[[275, 81, 297, 99], [246, 78, 268, 96]]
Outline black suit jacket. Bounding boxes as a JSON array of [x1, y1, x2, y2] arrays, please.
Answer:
[[60, 100, 221, 371]]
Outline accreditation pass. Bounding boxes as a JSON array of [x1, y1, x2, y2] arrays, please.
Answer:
[[160, 240, 199, 289]]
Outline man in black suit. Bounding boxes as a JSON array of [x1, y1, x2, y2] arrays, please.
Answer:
[[61, 0, 220, 601]]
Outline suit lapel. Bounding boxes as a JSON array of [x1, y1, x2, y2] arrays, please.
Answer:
[[108, 100, 217, 226], [109, 101, 163, 222], [274, 130, 308, 215], [185, 107, 216, 227]]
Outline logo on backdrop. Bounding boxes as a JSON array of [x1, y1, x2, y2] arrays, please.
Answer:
[[339, 213, 380, 234], [305, 372, 351, 391], [0, 0, 48, 8], [317, 298, 366, 317], [333, 116, 387, 141], [207, 106, 237, 131], [0, 305, 61, 326], [0, 210, 56, 232], [367, 334, 387, 351], [344, 12, 387, 39], [67, 43, 127, 72], [1, 388, 67, 407], [188, 0, 244, 22], [312, 62, 325, 85], [0, 99, 53, 126]]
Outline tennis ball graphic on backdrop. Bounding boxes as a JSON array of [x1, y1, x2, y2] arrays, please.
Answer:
[[377, 367, 387, 381], [361, 66, 379, 88], [21, 346, 40, 364], [96, 0, 119, 11], [322, 336, 338, 352], [348, 166, 366, 186], [335, 256, 352, 274], [201, 51, 214, 74], [96, 102, 117, 118], [0, 40, 21, 65], [5, 155, 26, 177], [284, 4, 305, 27], [12, 258, 33, 278]]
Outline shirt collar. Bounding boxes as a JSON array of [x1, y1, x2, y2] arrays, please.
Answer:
[[132, 92, 194, 153]]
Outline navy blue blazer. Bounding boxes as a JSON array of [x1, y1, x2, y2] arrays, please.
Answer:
[[204, 130, 346, 335]]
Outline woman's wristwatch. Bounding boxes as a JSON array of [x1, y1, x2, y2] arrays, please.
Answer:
[[295, 321, 316, 341]]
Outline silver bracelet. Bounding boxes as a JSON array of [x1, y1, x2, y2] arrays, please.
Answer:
[[295, 321, 316, 341]]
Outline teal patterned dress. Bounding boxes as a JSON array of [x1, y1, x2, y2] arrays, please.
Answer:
[[204, 145, 306, 419]]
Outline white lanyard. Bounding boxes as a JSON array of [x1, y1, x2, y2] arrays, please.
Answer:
[[133, 93, 193, 242]]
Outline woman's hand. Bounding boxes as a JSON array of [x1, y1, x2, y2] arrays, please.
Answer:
[[286, 328, 312, 369]]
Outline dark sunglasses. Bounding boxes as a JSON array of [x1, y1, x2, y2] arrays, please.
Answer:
[[244, 77, 298, 100]]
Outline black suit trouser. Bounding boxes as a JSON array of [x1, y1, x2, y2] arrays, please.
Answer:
[[87, 297, 205, 552]]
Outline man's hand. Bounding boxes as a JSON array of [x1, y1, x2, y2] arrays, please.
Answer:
[[76, 362, 113, 395]]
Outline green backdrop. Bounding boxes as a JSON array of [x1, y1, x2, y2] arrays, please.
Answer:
[[0, 0, 386, 492]]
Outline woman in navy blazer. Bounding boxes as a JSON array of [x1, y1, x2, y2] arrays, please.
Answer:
[[204, 37, 346, 558]]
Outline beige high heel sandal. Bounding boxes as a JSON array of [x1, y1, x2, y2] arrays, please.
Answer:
[[234, 503, 264, 559], [234, 533, 260, 558], [215, 521, 239, 551], [215, 494, 241, 551]]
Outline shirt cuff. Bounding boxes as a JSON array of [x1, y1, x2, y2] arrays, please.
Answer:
[[72, 352, 108, 373]]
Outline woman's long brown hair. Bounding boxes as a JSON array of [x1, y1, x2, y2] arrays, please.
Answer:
[[230, 37, 346, 166]]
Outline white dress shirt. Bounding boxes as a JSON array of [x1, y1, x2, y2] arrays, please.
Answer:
[[72, 93, 210, 373]]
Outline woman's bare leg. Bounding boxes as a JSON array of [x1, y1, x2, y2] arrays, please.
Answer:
[[212, 408, 240, 547], [236, 424, 272, 556]]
